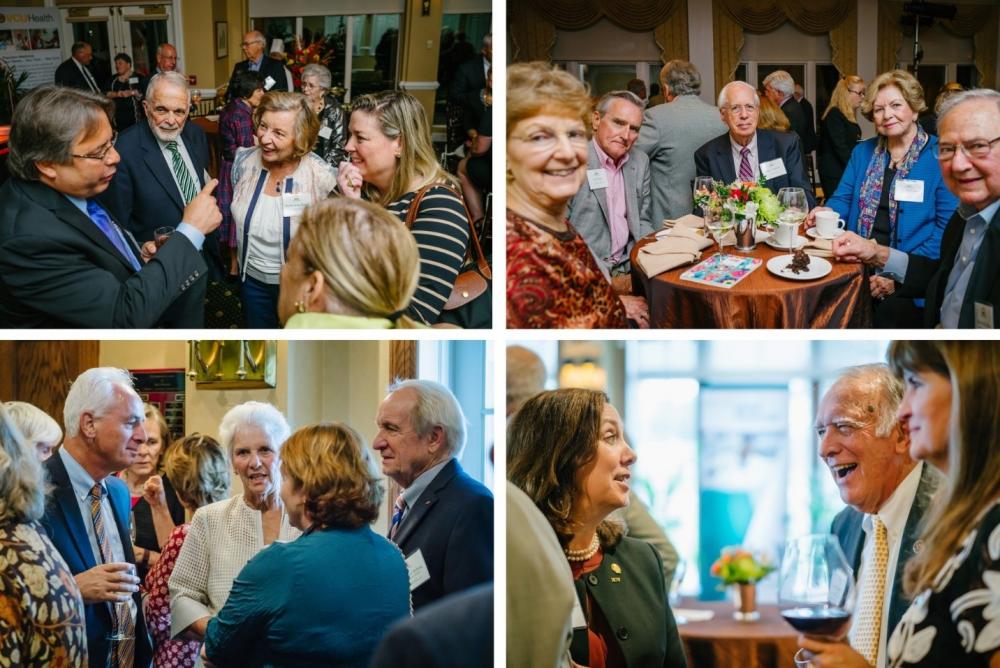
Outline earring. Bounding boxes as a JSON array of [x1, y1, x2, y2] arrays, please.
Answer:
[[294, 300, 306, 313]]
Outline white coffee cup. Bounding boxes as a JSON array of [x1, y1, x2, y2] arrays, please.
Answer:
[[815, 210, 847, 238], [773, 221, 798, 246]]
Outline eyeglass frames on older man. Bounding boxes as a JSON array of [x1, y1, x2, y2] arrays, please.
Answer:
[[935, 136, 1000, 161], [71, 132, 118, 161]]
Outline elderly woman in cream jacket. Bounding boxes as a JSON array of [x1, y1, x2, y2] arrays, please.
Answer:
[[168, 401, 300, 645]]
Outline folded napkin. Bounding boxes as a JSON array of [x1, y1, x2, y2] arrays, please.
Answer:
[[804, 237, 835, 258], [661, 213, 705, 229], [636, 236, 703, 277]]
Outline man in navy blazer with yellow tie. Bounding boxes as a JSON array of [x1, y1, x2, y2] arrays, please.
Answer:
[[40, 367, 154, 668], [375, 379, 494, 611], [695, 80, 816, 208]]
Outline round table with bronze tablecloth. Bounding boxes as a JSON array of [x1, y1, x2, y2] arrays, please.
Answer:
[[676, 600, 801, 668], [630, 233, 873, 328]]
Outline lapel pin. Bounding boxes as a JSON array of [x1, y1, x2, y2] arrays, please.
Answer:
[[611, 563, 622, 574]]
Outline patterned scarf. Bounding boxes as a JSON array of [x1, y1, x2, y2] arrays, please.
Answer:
[[856, 124, 929, 242]]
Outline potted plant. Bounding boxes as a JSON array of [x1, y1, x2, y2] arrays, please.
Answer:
[[0, 59, 29, 125], [710, 545, 776, 621]]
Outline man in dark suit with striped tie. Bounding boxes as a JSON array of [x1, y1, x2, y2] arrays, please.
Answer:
[[40, 367, 155, 668], [54, 42, 105, 94], [0, 85, 220, 328]]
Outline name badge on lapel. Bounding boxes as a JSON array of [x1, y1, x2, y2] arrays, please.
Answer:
[[587, 169, 608, 190], [281, 192, 312, 217], [759, 158, 787, 180], [128, 77, 139, 85], [975, 302, 994, 329], [318, 125, 333, 139], [894, 179, 925, 203], [264, 75, 276, 91], [405, 549, 431, 591]]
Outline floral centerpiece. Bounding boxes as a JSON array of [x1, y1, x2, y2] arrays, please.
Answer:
[[693, 176, 782, 231], [710, 546, 776, 622], [284, 36, 336, 90]]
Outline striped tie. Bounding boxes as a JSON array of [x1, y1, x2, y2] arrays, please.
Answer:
[[88, 484, 135, 668], [165, 140, 199, 204], [739, 146, 754, 182], [389, 494, 407, 540], [850, 516, 889, 666]]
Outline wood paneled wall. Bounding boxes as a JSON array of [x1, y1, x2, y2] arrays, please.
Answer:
[[0, 341, 100, 423]]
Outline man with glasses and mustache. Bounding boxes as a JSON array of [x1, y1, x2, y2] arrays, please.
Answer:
[[833, 89, 1000, 327], [695, 80, 816, 208], [0, 85, 220, 327]]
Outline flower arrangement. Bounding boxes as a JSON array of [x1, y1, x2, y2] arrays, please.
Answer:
[[710, 546, 776, 585], [284, 36, 335, 90], [693, 176, 783, 230]]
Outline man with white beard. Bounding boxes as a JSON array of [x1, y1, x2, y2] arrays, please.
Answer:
[[101, 70, 224, 284]]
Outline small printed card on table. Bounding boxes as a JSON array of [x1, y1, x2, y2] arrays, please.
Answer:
[[680, 254, 762, 289]]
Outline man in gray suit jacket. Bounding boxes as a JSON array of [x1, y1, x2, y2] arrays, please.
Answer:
[[636, 60, 727, 224], [567, 90, 653, 285], [805, 364, 942, 667]]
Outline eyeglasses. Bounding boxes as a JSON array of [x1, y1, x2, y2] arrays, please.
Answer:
[[71, 132, 118, 161], [510, 128, 588, 151], [935, 135, 1000, 161], [725, 104, 757, 115]]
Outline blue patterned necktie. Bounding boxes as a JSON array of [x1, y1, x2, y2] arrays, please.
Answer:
[[85, 200, 140, 271], [389, 494, 407, 540]]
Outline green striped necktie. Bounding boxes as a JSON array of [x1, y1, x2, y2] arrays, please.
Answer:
[[165, 140, 198, 203]]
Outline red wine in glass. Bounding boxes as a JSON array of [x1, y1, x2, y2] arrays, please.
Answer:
[[781, 605, 852, 637]]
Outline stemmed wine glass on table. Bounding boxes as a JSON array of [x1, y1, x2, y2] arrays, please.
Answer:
[[779, 534, 856, 668], [776, 187, 808, 254], [703, 206, 732, 260]]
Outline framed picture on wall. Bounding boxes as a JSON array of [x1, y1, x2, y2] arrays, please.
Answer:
[[215, 21, 228, 60]]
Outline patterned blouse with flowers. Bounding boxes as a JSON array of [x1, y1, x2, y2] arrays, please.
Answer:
[[507, 210, 628, 329], [0, 521, 87, 667], [887, 501, 1000, 667], [143, 523, 199, 668]]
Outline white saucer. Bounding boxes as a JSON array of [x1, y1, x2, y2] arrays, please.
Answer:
[[806, 227, 846, 240], [766, 253, 833, 281], [765, 235, 807, 251]]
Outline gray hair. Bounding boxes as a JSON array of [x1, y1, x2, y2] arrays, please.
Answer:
[[718, 81, 760, 109], [482, 33, 492, 49], [0, 403, 45, 523], [763, 70, 795, 97], [506, 346, 546, 414], [661, 59, 701, 96], [246, 30, 266, 45], [302, 63, 332, 89], [71, 41, 89, 55], [833, 364, 904, 438], [388, 379, 467, 458], [156, 43, 175, 56], [146, 71, 191, 104], [3, 402, 61, 451], [218, 401, 291, 459], [937, 88, 1000, 126], [63, 367, 136, 439], [595, 90, 644, 116], [7, 85, 114, 181]]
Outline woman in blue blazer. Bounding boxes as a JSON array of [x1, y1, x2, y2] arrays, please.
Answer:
[[203, 423, 411, 667], [807, 70, 958, 327]]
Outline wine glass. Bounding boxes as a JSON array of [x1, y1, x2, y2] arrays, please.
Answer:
[[693, 176, 714, 215], [777, 187, 808, 254], [779, 535, 856, 665], [704, 207, 732, 259]]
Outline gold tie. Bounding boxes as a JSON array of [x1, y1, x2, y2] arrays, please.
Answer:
[[851, 516, 889, 666], [88, 484, 135, 668]]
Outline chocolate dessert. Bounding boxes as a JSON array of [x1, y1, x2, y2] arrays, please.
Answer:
[[785, 248, 811, 274]]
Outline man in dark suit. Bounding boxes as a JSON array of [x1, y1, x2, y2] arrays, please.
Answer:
[[794, 82, 817, 143], [763, 70, 817, 155], [101, 71, 224, 279], [449, 32, 490, 136], [695, 80, 816, 207], [375, 379, 493, 611], [226, 30, 287, 100], [370, 584, 493, 668], [40, 367, 155, 668], [0, 85, 221, 328], [832, 89, 1000, 328], [54, 41, 103, 94], [802, 364, 942, 666]]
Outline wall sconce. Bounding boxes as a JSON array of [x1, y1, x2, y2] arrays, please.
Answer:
[[187, 341, 277, 389], [558, 361, 607, 391], [422, 0, 431, 16]]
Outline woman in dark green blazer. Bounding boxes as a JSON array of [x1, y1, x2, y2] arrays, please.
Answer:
[[509, 388, 687, 667]]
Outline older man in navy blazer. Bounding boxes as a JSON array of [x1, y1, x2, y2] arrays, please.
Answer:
[[695, 80, 816, 208], [40, 367, 154, 668], [375, 379, 493, 611]]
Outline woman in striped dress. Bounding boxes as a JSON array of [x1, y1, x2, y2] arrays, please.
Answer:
[[336, 91, 470, 326]]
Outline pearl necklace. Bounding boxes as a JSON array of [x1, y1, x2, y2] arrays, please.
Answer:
[[564, 534, 600, 562]]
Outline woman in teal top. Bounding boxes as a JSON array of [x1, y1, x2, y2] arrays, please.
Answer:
[[203, 423, 411, 667]]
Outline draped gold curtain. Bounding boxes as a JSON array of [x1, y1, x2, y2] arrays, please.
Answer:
[[654, 0, 690, 67], [711, 0, 858, 98], [877, 2, 998, 88], [508, 1, 557, 63]]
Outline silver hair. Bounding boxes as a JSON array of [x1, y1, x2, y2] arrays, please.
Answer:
[[3, 402, 61, 450], [833, 363, 904, 438], [661, 60, 701, 96], [763, 70, 795, 97], [937, 88, 1000, 125], [387, 379, 467, 458], [156, 43, 175, 56], [302, 63, 332, 89], [218, 401, 291, 459], [0, 403, 45, 523], [7, 85, 114, 181], [595, 90, 644, 116], [718, 81, 760, 109], [146, 71, 191, 104], [246, 30, 266, 45], [482, 33, 492, 49], [63, 367, 136, 439]]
